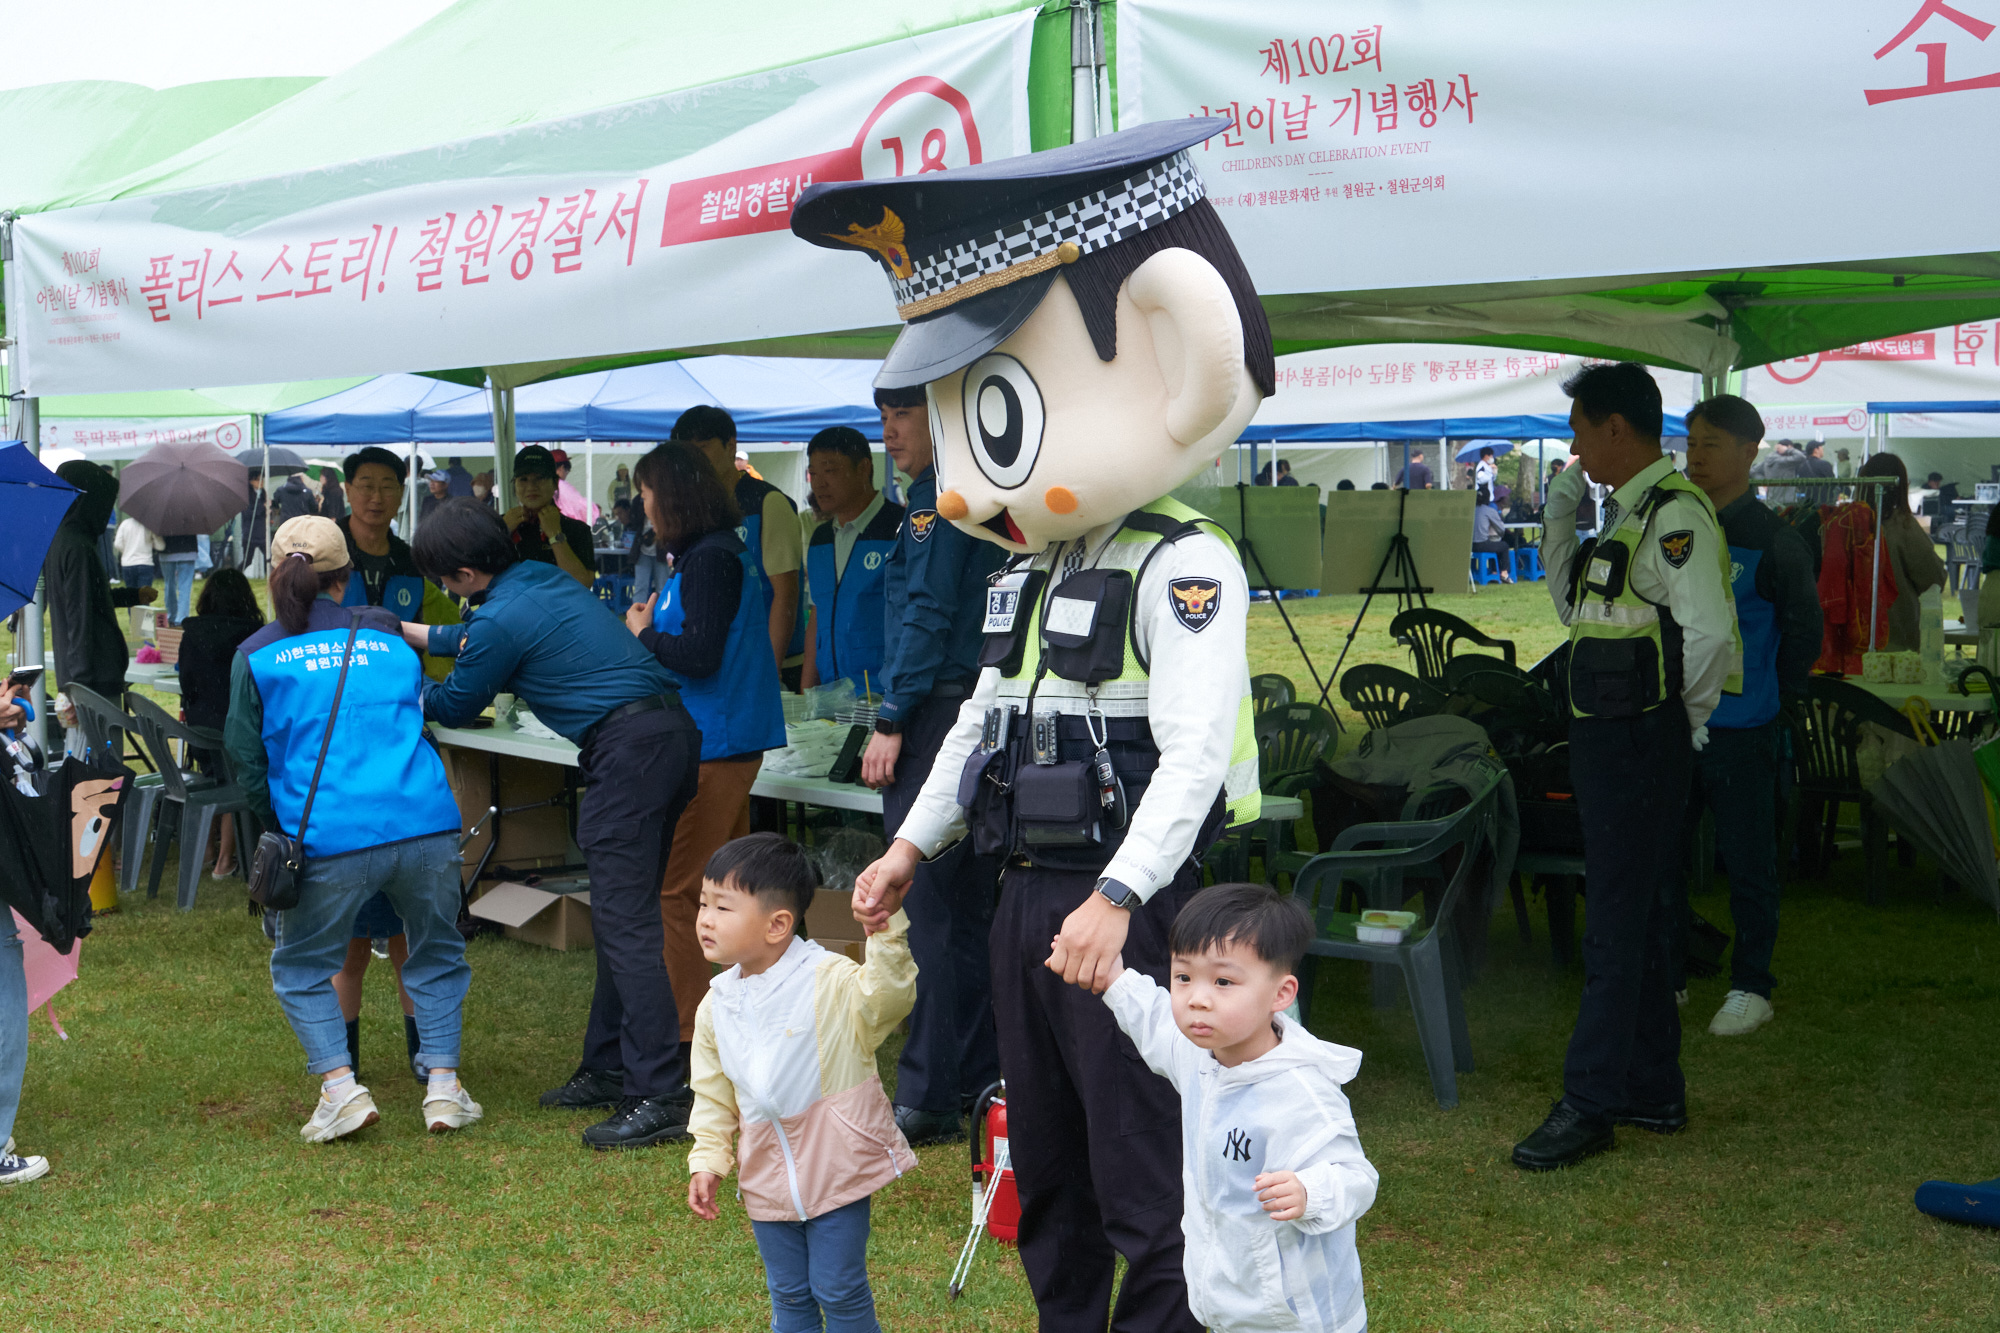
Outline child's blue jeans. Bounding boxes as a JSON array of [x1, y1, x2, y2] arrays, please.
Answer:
[[749, 1195, 879, 1333]]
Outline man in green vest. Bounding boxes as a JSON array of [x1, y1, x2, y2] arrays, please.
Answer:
[[1514, 362, 1742, 1172]]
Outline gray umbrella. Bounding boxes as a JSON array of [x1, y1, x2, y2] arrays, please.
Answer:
[[1869, 740, 1999, 916], [117, 440, 250, 536], [235, 446, 309, 474]]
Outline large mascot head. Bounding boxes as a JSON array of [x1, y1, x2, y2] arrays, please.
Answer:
[[793, 119, 1273, 554]]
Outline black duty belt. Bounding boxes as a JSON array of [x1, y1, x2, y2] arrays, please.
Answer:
[[582, 692, 678, 748]]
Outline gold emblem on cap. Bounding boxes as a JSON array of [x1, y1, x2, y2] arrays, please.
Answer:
[[1057, 241, 1081, 264], [826, 207, 914, 280]]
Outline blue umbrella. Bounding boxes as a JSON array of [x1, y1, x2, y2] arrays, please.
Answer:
[[0, 442, 79, 620], [1455, 439, 1514, 463]]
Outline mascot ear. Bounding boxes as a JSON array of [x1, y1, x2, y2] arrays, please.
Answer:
[[1124, 248, 1244, 446]]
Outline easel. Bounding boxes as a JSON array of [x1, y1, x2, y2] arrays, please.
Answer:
[[1318, 487, 1433, 712], [1232, 482, 1331, 714]]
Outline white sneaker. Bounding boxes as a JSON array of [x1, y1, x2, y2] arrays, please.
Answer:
[[0, 1150, 51, 1186], [424, 1082, 484, 1133], [301, 1082, 380, 1143], [1708, 989, 1774, 1037]]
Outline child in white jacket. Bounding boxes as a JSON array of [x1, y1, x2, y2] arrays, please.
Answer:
[[1083, 882, 1378, 1333], [686, 833, 918, 1333]]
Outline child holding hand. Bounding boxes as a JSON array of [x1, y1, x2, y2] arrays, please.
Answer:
[[1061, 882, 1378, 1333], [686, 833, 919, 1333]]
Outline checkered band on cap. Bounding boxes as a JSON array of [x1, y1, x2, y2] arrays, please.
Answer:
[[891, 150, 1206, 320]]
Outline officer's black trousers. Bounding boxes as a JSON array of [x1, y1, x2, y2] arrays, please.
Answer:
[[577, 704, 702, 1098], [1562, 704, 1693, 1119], [882, 693, 1000, 1114], [990, 862, 1203, 1333]]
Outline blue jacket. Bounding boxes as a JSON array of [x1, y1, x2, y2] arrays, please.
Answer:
[[806, 497, 905, 694], [877, 466, 1002, 728], [226, 601, 459, 860], [1708, 493, 1823, 730], [422, 559, 678, 743], [736, 473, 806, 659], [653, 529, 787, 761]]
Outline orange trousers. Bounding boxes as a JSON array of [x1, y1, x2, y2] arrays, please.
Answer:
[[659, 756, 760, 1042]]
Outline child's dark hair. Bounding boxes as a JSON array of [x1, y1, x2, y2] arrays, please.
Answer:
[[1168, 882, 1314, 973], [704, 832, 820, 935]]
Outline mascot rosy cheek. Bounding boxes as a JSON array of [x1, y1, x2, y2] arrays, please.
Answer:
[[792, 118, 1273, 553]]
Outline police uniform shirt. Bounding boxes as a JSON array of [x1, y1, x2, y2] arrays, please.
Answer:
[[1542, 455, 1738, 730], [895, 513, 1254, 903]]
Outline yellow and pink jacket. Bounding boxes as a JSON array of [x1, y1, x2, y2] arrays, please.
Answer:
[[688, 913, 919, 1222]]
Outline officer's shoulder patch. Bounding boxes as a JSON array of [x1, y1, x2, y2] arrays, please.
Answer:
[[1168, 576, 1222, 632], [1658, 529, 1695, 569], [908, 510, 938, 542]]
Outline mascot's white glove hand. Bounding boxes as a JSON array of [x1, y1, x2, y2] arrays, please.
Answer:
[[1543, 464, 1588, 523], [1691, 724, 1710, 752]]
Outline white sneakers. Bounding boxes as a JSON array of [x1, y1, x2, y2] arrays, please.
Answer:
[[301, 1082, 382, 1143], [1708, 989, 1774, 1037], [424, 1082, 484, 1133]]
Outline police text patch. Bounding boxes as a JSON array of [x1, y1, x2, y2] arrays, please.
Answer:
[[908, 510, 938, 542], [1168, 577, 1222, 632], [1658, 530, 1694, 569]]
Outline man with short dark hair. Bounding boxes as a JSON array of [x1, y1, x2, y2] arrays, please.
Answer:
[[338, 447, 461, 680], [1516, 362, 1741, 1171], [1395, 449, 1433, 490], [800, 427, 903, 694], [1683, 395, 1822, 1040], [408, 499, 703, 1151], [1802, 443, 1835, 480], [670, 406, 804, 685]]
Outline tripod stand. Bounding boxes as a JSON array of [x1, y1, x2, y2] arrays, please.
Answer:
[[1232, 482, 1331, 715], [1318, 487, 1432, 711]]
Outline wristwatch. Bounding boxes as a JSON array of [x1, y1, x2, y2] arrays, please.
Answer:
[[1094, 877, 1140, 910], [873, 716, 904, 737]]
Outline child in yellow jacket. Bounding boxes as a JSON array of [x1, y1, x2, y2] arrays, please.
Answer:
[[686, 833, 918, 1332]]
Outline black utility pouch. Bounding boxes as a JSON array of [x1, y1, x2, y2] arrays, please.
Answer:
[[978, 569, 1048, 676], [1041, 569, 1132, 684], [1581, 540, 1629, 599], [958, 745, 1014, 856], [1012, 761, 1101, 851], [1568, 636, 1660, 718]]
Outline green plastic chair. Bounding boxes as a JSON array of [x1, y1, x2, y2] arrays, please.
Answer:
[[1250, 673, 1297, 714], [1337, 665, 1445, 731], [1388, 607, 1517, 687]]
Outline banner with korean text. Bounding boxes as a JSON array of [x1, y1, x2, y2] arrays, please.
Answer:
[[8, 13, 1035, 396], [1743, 322, 2000, 439], [40, 415, 250, 460], [1117, 2, 2000, 298]]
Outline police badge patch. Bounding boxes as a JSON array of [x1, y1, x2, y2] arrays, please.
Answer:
[[1658, 530, 1694, 569], [908, 510, 938, 542], [1168, 577, 1222, 631]]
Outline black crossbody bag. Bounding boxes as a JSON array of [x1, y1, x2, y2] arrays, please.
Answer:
[[247, 614, 362, 911]]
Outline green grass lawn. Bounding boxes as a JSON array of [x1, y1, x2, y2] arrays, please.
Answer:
[[3, 580, 1994, 1330]]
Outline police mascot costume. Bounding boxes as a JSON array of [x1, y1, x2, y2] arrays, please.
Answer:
[[800, 118, 1269, 1333]]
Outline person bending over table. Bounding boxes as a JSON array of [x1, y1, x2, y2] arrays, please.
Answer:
[[409, 498, 704, 1150], [620, 442, 786, 1050], [505, 445, 596, 588]]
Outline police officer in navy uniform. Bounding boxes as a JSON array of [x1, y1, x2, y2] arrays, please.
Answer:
[[800, 426, 905, 695], [860, 390, 1004, 1146], [1519, 364, 1743, 1170], [800, 121, 1272, 1332], [1682, 396, 1822, 1040]]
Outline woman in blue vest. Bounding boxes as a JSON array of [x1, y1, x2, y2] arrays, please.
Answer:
[[621, 443, 786, 1045], [224, 517, 480, 1145]]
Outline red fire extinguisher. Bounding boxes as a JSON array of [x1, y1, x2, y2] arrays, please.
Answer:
[[949, 1080, 1019, 1298]]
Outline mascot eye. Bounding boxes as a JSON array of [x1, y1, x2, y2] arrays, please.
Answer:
[[959, 354, 1044, 490]]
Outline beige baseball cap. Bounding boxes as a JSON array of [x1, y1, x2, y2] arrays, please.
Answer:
[[271, 516, 349, 572]]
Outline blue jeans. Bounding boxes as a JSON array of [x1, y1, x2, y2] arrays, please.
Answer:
[[270, 833, 467, 1077], [750, 1196, 880, 1333], [159, 556, 197, 625], [0, 916, 24, 1145]]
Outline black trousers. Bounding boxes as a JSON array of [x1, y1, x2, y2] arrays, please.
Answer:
[[991, 862, 1202, 1333], [577, 703, 702, 1098], [1689, 721, 1782, 998], [1563, 704, 1693, 1118], [881, 692, 1001, 1114]]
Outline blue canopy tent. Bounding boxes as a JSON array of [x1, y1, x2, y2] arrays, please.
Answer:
[[263, 375, 488, 445]]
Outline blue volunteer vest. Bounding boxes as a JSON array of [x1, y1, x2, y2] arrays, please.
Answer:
[[736, 473, 807, 659], [653, 530, 787, 761], [242, 609, 460, 859], [1708, 544, 1780, 729], [341, 573, 425, 621], [805, 498, 904, 694]]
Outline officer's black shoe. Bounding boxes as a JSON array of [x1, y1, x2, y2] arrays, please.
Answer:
[[582, 1091, 693, 1151], [894, 1104, 965, 1146], [1512, 1099, 1615, 1171], [1612, 1100, 1688, 1135], [539, 1066, 625, 1110]]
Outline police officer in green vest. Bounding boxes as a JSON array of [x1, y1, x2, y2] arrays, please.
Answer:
[[1515, 362, 1743, 1171]]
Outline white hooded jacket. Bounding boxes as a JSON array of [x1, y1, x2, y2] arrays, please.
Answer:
[[1105, 970, 1378, 1333]]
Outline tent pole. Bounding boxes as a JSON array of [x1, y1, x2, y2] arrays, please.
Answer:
[[586, 438, 594, 525], [1071, 0, 1103, 143], [259, 414, 270, 571], [17, 394, 48, 754]]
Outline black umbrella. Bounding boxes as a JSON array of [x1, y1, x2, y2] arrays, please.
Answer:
[[1870, 739, 1999, 917], [119, 439, 250, 536], [236, 446, 309, 474], [0, 754, 130, 952]]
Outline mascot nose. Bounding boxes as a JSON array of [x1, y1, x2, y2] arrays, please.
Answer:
[[937, 490, 970, 520], [1043, 486, 1077, 514]]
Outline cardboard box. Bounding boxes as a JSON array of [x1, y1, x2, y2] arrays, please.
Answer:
[[803, 887, 870, 969], [469, 881, 594, 951], [437, 742, 574, 886]]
